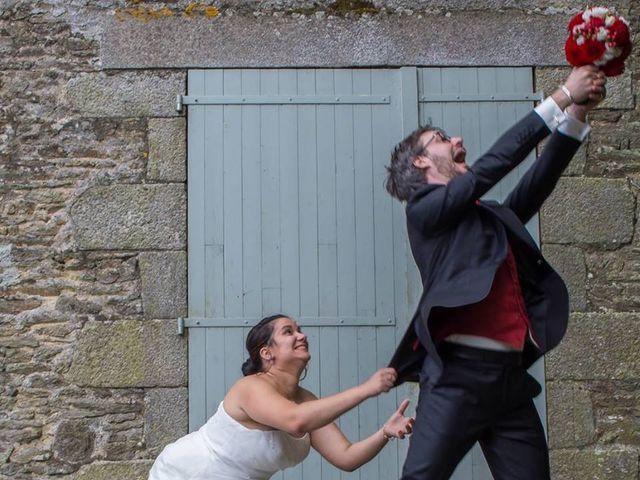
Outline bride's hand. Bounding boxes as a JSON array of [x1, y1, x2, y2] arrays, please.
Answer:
[[382, 399, 415, 440]]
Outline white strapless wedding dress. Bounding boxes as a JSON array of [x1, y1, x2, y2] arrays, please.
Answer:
[[149, 402, 311, 480]]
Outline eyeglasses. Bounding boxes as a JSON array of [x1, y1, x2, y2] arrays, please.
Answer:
[[417, 129, 451, 158], [423, 129, 451, 149]]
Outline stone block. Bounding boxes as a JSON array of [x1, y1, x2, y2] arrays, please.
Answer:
[[536, 67, 634, 110], [139, 251, 187, 319], [53, 419, 95, 465], [70, 184, 186, 250], [66, 71, 184, 117], [100, 13, 568, 68], [144, 388, 188, 453], [550, 447, 638, 480], [543, 244, 586, 311], [546, 381, 595, 448], [540, 178, 634, 247], [74, 460, 153, 480], [535, 67, 569, 98], [65, 320, 186, 388], [586, 244, 640, 312], [147, 117, 186, 182], [546, 313, 640, 380], [598, 70, 635, 110], [587, 116, 640, 177], [591, 381, 640, 445]]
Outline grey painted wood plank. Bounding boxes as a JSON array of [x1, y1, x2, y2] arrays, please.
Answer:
[[189, 71, 214, 433], [316, 69, 339, 318], [279, 69, 301, 317], [204, 244, 223, 319], [357, 326, 379, 477], [375, 326, 400, 478], [298, 69, 320, 318], [319, 326, 341, 480], [204, 70, 224, 246], [223, 327, 244, 393], [188, 71, 207, 322], [188, 327, 207, 431], [477, 68, 500, 201], [495, 70, 519, 202], [187, 70, 208, 432], [301, 326, 322, 479], [450, 451, 474, 479], [419, 68, 444, 128], [472, 445, 494, 478], [202, 71, 225, 318], [371, 71, 396, 322], [441, 68, 463, 136], [353, 70, 376, 318], [334, 69, 357, 319], [223, 70, 244, 318], [395, 68, 416, 335], [459, 69, 482, 167], [205, 327, 226, 419], [338, 326, 359, 480], [260, 69, 282, 313], [241, 70, 263, 318]]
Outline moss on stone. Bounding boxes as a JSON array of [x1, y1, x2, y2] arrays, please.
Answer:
[[75, 461, 153, 480], [66, 320, 145, 388], [289, 0, 379, 16]]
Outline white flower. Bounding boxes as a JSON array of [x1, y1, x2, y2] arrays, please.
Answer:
[[590, 7, 610, 18], [605, 15, 615, 26], [576, 35, 585, 46], [597, 27, 609, 41]]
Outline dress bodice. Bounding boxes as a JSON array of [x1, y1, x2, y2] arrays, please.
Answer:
[[149, 401, 311, 480]]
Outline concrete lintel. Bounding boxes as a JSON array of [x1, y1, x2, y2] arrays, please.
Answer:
[[101, 12, 568, 69]]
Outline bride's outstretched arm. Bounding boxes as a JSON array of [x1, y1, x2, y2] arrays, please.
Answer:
[[309, 398, 414, 472]]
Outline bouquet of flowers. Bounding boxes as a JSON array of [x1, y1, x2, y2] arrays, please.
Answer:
[[565, 6, 632, 76]]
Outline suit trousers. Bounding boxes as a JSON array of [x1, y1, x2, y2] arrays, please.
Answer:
[[401, 344, 550, 480]]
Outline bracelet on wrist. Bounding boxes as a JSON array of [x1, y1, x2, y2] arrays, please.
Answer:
[[560, 85, 574, 103]]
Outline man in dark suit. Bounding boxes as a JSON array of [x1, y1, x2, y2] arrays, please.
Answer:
[[385, 65, 606, 480]]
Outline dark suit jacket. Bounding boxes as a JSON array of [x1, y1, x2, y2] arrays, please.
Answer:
[[389, 110, 582, 385]]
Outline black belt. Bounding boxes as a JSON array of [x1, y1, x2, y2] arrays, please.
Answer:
[[439, 342, 522, 367]]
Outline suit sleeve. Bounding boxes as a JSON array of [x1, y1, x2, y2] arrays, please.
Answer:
[[406, 110, 550, 236], [503, 130, 582, 224]]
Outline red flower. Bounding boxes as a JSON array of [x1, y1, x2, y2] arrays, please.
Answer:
[[610, 18, 630, 44], [584, 37, 607, 62], [565, 38, 588, 65], [601, 57, 625, 76], [568, 12, 583, 31], [589, 16, 605, 29]]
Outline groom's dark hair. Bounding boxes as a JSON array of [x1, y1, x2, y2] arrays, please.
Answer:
[[385, 125, 434, 201]]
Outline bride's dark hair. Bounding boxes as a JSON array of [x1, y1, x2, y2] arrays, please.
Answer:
[[241, 314, 287, 376]]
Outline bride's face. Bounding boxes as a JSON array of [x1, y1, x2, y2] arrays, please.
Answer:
[[266, 317, 310, 365]]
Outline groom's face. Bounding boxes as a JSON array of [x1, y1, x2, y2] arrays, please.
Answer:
[[415, 129, 468, 184]]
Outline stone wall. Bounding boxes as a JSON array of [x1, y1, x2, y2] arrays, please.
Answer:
[[0, 1, 637, 479], [537, 60, 640, 477]]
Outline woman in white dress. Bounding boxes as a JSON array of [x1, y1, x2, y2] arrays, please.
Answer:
[[149, 314, 414, 480]]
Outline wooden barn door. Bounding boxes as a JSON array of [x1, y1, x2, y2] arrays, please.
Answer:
[[185, 67, 543, 480]]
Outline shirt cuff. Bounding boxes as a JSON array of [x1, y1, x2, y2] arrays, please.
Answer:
[[534, 96, 566, 132], [558, 114, 591, 142]]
